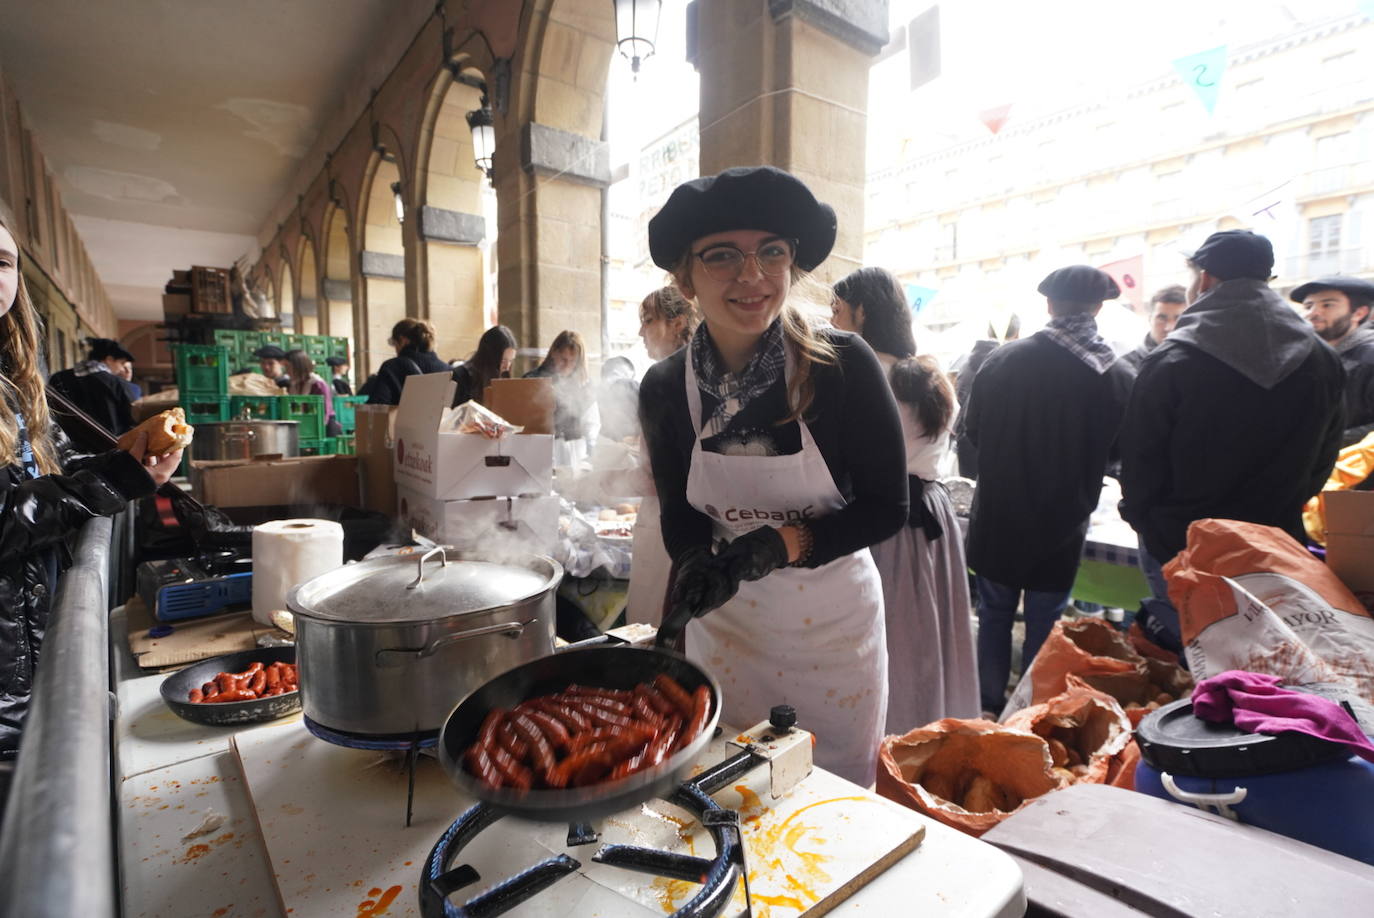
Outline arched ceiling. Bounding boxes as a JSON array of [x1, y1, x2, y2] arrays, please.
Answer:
[[0, 0, 432, 318]]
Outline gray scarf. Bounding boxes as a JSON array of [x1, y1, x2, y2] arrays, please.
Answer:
[[1037, 314, 1117, 374], [1167, 278, 1315, 390]]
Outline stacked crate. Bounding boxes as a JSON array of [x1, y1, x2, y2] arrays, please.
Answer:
[[171, 345, 231, 424]]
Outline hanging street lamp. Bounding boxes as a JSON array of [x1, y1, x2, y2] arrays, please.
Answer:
[[613, 0, 662, 75]]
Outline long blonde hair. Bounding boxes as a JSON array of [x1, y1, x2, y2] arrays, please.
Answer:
[[0, 218, 60, 475], [672, 261, 836, 423]]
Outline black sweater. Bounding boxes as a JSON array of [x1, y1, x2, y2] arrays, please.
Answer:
[[638, 329, 908, 568], [365, 347, 451, 406]]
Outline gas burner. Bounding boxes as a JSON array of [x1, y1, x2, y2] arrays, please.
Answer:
[[304, 716, 439, 827], [417, 709, 814, 918]]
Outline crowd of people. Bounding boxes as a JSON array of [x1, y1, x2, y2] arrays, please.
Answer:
[[3, 164, 1372, 793]]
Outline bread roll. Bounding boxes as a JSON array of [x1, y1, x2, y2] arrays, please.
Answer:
[[116, 407, 195, 458]]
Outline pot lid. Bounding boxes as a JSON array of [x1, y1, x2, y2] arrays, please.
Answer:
[[1136, 698, 1352, 777], [288, 551, 559, 624]]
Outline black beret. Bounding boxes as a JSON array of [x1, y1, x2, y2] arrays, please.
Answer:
[[253, 345, 287, 359], [1037, 265, 1121, 303], [325, 355, 349, 367], [1187, 230, 1274, 281], [648, 166, 837, 272], [86, 337, 134, 362], [1290, 275, 1374, 305]]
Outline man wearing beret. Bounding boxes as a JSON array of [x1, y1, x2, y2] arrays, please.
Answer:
[[47, 337, 139, 435], [1120, 230, 1344, 651], [252, 345, 291, 389], [1293, 275, 1374, 445], [965, 265, 1134, 715], [325, 355, 353, 396]]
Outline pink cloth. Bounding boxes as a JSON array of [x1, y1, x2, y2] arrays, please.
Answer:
[[1193, 670, 1374, 764]]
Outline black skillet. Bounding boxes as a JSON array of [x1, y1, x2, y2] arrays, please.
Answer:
[[159, 647, 301, 727], [437, 642, 722, 823]]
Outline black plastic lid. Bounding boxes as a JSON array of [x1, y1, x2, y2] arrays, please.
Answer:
[[1136, 698, 1353, 778]]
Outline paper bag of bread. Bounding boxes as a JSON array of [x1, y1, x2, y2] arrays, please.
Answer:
[[115, 407, 194, 458], [447, 400, 522, 439], [1005, 686, 1132, 786], [877, 718, 1059, 837]]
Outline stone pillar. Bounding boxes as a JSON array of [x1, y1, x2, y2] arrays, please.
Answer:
[[495, 0, 615, 364], [693, 0, 888, 281]]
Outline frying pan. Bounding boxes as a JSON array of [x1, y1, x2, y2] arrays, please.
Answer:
[[159, 647, 301, 727], [437, 643, 721, 823]]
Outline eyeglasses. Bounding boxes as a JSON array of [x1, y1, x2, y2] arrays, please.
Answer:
[[692, 238, 797, 281]]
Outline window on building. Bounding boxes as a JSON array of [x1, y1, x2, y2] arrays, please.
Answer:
[[1308, 214, 1343, 274], [937, 221, 958, 262], [1313, 132, 1352, 195]]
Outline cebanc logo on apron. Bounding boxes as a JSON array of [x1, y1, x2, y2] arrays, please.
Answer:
[[704, 503, 815, 524]]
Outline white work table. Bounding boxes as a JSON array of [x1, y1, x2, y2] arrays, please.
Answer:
[[111, 608, 1025, 918]]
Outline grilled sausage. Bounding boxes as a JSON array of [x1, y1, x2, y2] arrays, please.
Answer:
[[678, 685, 712, 749], [652, 675, 696, 720]]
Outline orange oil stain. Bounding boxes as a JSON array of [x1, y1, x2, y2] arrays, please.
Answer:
[[356, 884, 402, 916], [175, 844, 211, 864]]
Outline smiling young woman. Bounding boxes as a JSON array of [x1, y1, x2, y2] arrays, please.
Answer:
[[638, 166, 908, 785]]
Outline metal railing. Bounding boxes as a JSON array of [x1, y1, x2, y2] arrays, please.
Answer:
[[0, 516, 116, 918]]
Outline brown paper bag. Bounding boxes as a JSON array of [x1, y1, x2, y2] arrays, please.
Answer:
[[877, 718, 1060, 837], [1005, 687, 1132, 786]]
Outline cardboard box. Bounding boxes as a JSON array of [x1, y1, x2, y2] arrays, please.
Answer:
[[1325, 490, 1374, 595], [393, 372, 553, 500], [484, 377, 555, 435], [396, 487, 560, 555], [190, 454, 359, 509], [355, 403, 398, 516]]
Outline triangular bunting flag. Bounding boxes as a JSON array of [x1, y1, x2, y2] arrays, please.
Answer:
[[1098, 256, 1145, 312], [905, 284, 938, 313], [979, 105, 1012, 135], [1172, 45, 1228, 115]]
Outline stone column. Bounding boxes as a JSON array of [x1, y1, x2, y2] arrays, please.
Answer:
[[693, 0, 888, 281]]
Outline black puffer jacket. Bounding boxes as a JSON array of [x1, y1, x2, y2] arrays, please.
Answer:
[[0, 435, 154, 760]]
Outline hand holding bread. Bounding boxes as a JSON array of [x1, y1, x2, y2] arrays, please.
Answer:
[[117, 407, 195, 458]]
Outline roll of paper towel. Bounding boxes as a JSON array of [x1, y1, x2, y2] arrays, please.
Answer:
[[252, 519, 345, 626]]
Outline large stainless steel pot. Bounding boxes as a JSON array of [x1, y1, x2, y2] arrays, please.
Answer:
[[192, 420, 299, 461], [286, 547, 561, 735]]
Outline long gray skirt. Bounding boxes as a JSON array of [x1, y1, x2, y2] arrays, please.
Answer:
[[870, 483, 980, 735]]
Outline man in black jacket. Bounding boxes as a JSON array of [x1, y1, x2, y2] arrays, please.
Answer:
[[1120, 231, 1344, 650], [47, 337, 137, 435], [1121, 285, 1187, 374], [966, 267, 1133, 714], [1292, 275, 1374, 446]]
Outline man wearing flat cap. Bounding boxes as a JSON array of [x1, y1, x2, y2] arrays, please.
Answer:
[[47, 337, 139, 435], [1119, 230, 1344, 651], [1293, 275, 1374, 445], [252, 345, 291, 389], [964, 265, 1134, 715], [325, 355, 352, 396]]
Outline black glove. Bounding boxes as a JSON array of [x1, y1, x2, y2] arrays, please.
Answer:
[[714, 526, 790, 586], [668, 545, 739, 623]]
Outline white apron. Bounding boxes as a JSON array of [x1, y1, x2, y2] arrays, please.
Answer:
[[682, 349, 888, 786]]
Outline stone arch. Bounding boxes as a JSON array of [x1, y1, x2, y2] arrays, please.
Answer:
[[321, 199, 355, 356], [296, 234, 320, 335], [496, 0, 617, 361], [359, 149, 408, 373], [414, 60, 489, 363], [277, 257, 296, 329]]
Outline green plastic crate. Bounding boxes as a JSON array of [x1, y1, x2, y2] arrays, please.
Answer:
[[334, 395, 367, 433], [172, 345, 229, 396], [329, 337, 350, 360], [259, 332, 287, 351], [228, 395, 281, 420], [299, 437, 338, 457], [181, 396, 230, 425], [335, 435, 355, 455], [212, 329, 244, 351], [276, 395, 325, 440], [284, 334, 307, 352], [305, 336, 330, 361]]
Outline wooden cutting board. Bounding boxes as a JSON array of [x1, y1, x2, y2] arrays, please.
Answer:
[[233, 721, 924, 917]]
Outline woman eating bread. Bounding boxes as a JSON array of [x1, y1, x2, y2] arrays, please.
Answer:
[[0, 216, 186, 772]]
